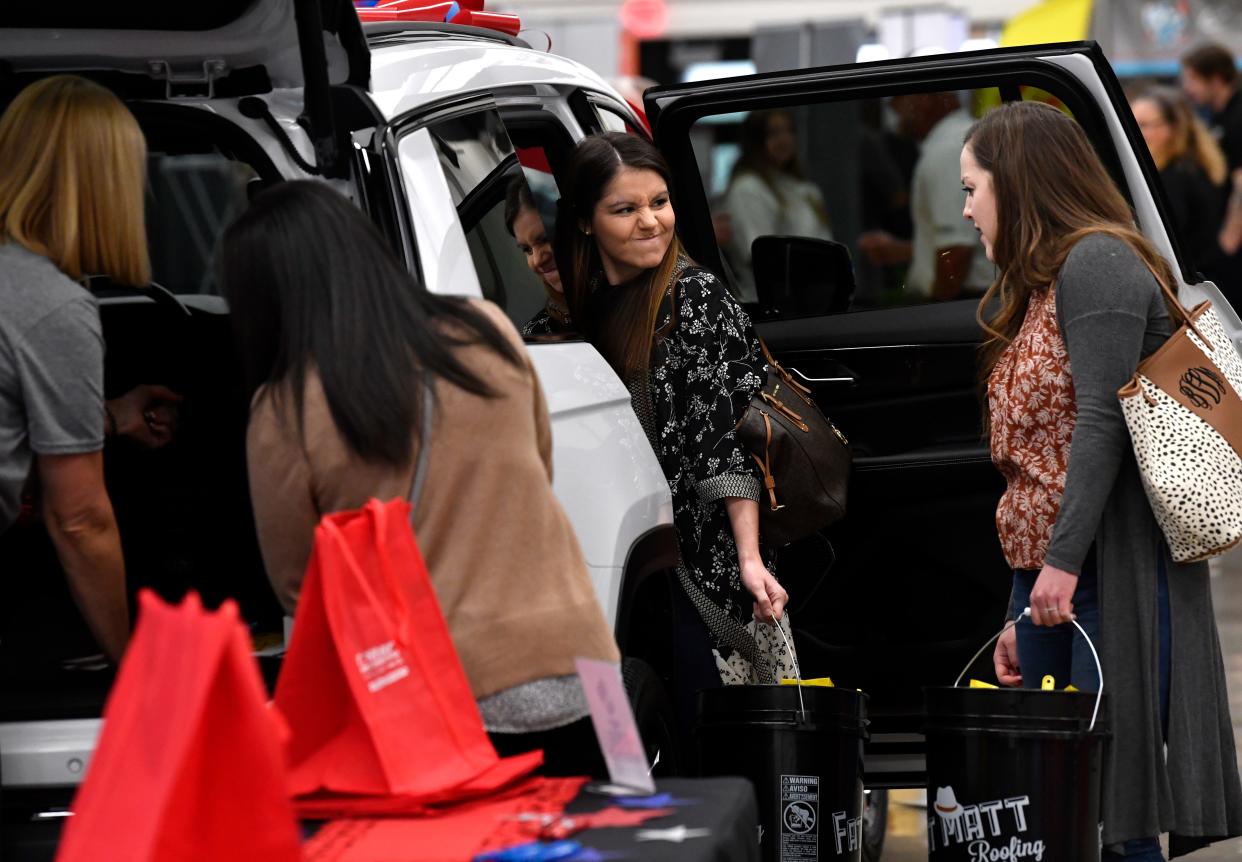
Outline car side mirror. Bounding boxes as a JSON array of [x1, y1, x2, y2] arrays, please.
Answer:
[[751, 235, 855, 318]]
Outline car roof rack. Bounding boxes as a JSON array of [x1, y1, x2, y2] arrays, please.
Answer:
[[363, 20, 529, 50]]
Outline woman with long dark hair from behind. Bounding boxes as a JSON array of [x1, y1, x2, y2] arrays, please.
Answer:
[[557, 132, 795, 725], [968, 102, 1242, 857], [223, 181, 619, 776]]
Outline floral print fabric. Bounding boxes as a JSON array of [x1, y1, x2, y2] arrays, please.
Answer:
[[988, 285, 1078, 570], [630, 263, 795, 683]]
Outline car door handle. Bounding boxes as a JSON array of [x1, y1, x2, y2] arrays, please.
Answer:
[[789, 367, 857, 386]]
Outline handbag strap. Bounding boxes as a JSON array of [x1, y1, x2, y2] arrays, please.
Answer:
[[757, 336, 812, 397], [1131, 255, 1211, 346], [1154, 272, 1210, 345], [408, 378, 435, 522]]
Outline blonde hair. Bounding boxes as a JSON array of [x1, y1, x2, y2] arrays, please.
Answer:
[[1133, 86, 1228, 185], [0, 75, 150, 285]]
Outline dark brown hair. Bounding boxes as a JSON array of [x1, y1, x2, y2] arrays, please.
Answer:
[[556, 131, 691, 379], [1181, 43, 1239, 86], [966, 102, 1179, 383], [222, 181, 522, 467], [503, 176, 536, 235], [729, 109, 807, 204]]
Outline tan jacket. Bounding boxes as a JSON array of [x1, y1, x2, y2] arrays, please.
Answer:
[[246, 300, 619, 699]]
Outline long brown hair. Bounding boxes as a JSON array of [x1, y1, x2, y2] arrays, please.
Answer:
[[0, 75, 150, 285], [1131, 86, 1228, 184], [968, 101, 1180, 384], [729, 110, 808, 205], [557, 131, 691, 380]]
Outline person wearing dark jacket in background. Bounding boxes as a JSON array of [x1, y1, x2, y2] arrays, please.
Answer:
[[1130, 86, 1228, 280], [1181, 42, 1242, 173]]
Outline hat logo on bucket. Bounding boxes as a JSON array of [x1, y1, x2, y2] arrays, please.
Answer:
[[927, 789, 1045, 861], [933, 786, 963, 820]]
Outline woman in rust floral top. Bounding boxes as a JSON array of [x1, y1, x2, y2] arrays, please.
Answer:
[[965, 103, 1242, 859]]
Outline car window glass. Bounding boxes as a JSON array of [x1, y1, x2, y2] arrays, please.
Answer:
[[425, 110, 567, 340], [146, 153, 256, 295], [691, 87, 1077, 320], [597, 104, 645, 136]]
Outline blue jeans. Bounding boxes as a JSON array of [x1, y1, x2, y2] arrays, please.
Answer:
[[1102, 839, 1165, 861], [1011, 551, 1172, 860]]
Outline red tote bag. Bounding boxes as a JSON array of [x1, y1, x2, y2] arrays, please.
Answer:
[[275, 497, 539, 804], [55, 591, 301, 862]]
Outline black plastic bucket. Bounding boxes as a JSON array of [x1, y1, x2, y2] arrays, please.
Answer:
[[696, 685, 869, 862], [924, 616, 1109, 861]]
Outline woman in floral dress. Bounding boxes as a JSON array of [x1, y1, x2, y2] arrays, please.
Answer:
[[558, 132, 796, 691]]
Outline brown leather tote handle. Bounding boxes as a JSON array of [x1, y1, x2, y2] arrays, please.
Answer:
[[1147, 264, 1210, 347]]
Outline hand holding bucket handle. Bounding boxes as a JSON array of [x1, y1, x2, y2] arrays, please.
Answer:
[[953, 608, 1104, 733]]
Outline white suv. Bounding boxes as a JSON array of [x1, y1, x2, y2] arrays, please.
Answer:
[[0, 1, 680, 846]]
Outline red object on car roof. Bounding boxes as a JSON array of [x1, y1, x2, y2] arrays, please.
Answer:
[[355, 0, 521, 37], [355, 2, 456, 23]]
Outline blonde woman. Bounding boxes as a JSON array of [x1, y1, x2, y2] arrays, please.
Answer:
[[1130, 86, 1228, 279], [0, 76, 179, 661]]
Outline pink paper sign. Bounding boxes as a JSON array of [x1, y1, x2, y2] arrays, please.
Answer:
[[574, 658, 656, 794]]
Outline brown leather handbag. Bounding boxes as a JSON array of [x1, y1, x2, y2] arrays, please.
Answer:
[[735, 340, 851, 547]]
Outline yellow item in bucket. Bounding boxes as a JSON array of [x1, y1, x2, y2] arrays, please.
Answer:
[[968, 679, 998, 689], [1065, 685, 1078, 692], [1041, 675, 1056, 691], [779, 677, 834, 687]]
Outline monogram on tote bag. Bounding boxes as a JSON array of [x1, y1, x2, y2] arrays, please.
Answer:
[[1118, 279, 1242, 562]]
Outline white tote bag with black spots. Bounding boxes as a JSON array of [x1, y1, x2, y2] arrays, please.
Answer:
[[1118, 286, 1242, 562]]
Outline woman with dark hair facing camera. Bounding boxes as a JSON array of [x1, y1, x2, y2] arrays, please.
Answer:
[[503, 178, 571, 337], [558, 132, 796, 714]]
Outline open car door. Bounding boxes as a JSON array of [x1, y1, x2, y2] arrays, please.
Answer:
[[645, 41, 1240, 786], [0, 0, 369, 177]]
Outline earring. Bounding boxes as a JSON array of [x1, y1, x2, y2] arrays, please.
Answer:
[[583, 228, 592, 235]]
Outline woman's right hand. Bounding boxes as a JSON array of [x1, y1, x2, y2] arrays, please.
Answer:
[[993, 625, 1022, 687], [740, 557, 788, 623]]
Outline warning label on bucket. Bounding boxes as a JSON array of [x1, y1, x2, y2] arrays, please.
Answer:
[[780, 774, 818, 861]]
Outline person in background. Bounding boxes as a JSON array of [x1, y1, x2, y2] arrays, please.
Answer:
[[1181, 42, 1242, 172], [859, 91, 994, 300], [557, 132, 795, 749], [0, 75, 181, 663], [969, 101, 1242, 859], [1130, 86, 1227, 279], [227, 181, 617, 777], [1180, 43, 1242, 302], [723, 109, 832, 303], [503, 178, 570, 337]]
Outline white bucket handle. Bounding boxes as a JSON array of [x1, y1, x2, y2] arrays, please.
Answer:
[[952, 607, 1104, 733], [760, 615, 807, 724]]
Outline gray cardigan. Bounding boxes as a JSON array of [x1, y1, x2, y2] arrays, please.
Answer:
[[1050, 234, 1242, 852]]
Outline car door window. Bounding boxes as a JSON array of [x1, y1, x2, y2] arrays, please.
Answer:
[[596, 103, 645, 136], [146, 152, 257, 295], [687, 86, 1078, 318], [424, 109, 567, 339]]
